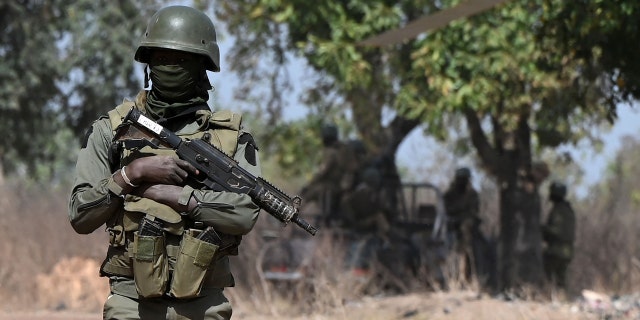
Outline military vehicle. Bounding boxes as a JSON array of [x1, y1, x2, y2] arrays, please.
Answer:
[[255, 180, 452, 294]]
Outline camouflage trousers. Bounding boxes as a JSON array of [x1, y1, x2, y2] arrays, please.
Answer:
[[103, 289, 232, 320], [543, 253, 571, 289]]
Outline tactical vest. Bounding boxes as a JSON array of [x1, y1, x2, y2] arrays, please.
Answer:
[[100, 94, 243, 298]]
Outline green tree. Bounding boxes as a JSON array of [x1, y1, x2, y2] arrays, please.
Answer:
[[215, 0, 425, 221], [408, 0, 617, 289], [214, 0, 639, 290], [0, 0, 161, 180], [539, 0, 640, 113]]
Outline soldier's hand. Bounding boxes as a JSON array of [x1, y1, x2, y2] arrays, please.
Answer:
[[126, 156, 199, 186], [131, 184, 195, 212]]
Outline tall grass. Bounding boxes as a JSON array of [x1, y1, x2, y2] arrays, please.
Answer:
[[1, 169, 640, 314], [0, 179, 107, 311]]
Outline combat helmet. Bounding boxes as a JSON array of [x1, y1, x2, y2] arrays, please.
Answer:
[[135, 6, 221, 72], [321, 123, 339, 144], [549, 181, 567, 199], [455, 167, 471, 179], [361, 167, 382, 188]]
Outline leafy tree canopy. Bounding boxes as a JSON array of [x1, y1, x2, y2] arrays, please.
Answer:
[[0, 0, 161, 178]]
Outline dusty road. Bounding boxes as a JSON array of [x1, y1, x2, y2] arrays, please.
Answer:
[[0, 311, 100, 320], [0, 291, 597, 320]]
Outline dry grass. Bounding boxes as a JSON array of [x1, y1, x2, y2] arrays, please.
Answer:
[[0, 180, 107, 312], [0, 175, 638, 318]]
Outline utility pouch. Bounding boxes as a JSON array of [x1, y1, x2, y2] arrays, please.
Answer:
[[132, 218, 168, 298], [169, 228, 219, 298]]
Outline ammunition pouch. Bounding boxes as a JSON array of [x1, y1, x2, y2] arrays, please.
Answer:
[[132, 218, 169, 298], [123, 217, 241, 299], [169, 228, 220, 298]]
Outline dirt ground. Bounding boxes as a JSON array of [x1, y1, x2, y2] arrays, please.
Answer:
[[0, 291, 597, 320]]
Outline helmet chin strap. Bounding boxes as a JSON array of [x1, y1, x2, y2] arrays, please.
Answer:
[[144, 65, 150, 89]]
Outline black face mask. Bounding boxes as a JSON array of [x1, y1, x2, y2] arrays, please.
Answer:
[[150, 59, 204, 101], [145, 60, 211, 119]]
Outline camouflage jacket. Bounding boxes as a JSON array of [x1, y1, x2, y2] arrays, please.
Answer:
[[68, 91, 261, 297], [443, 185, 480, 225], [542, 200, 576, 259]]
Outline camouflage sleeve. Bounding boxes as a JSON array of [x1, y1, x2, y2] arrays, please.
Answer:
[[307, 147, 338, 186], [545, 202, 576, 244], [68, 118, 124, 234], [544, 206, 564, 242], [443, 189, 465, 217], [184, 132, 261, 235]]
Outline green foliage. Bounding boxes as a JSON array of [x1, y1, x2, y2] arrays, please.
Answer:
[[0, 0, 162, 178], [540, 0, 640, 113], [215, 1, 434, 176], [245, 113, 324, 179], [215, 0, 635, 166], [2, 0, 634, 184]]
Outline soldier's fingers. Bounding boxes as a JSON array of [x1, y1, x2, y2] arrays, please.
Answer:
[[176, 159, 199, 175], [165, 171, 186, 185], [175, 167, 190, 182]]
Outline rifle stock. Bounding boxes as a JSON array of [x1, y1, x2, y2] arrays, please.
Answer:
[[119, 107, 318, 236]]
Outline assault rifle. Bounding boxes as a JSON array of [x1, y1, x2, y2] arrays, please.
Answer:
[[116, 107, 317, 236]]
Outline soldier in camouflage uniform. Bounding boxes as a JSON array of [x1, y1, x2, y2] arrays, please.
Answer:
[[340, 167, 391, 272], [542, 182, 576, 289], [341, 167, 391, 237], [444, 167, 481, 279], [68, 6, 261, 320], [301, 124, 357, 227]]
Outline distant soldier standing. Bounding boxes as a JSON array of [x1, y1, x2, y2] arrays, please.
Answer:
[[444, 167, 481, 278], [301, 124, 357, 227], [340, 167, 391, 272], [341, 167, 391, 237], [542, 181, 576, 289]]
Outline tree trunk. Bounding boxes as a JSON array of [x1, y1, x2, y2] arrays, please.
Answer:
[[498, 179, 544, 291], [464, 107, 545, 291]]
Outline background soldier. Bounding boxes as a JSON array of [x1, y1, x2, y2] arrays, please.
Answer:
[[341, 167, 391, 237], [345, 139, 368, 189], [68, 6, 261, 319], [340, 167, 391, 273], [301, 123, 357, 227], [542, 181, 576, 289], [444, 167, 481, 279]]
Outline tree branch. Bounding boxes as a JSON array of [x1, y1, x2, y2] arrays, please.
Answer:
[[463, 107, 500, 176]]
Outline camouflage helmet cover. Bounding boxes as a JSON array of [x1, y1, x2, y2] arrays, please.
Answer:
[[549, 181, 567, 198], [135, 6, 221, 72]]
